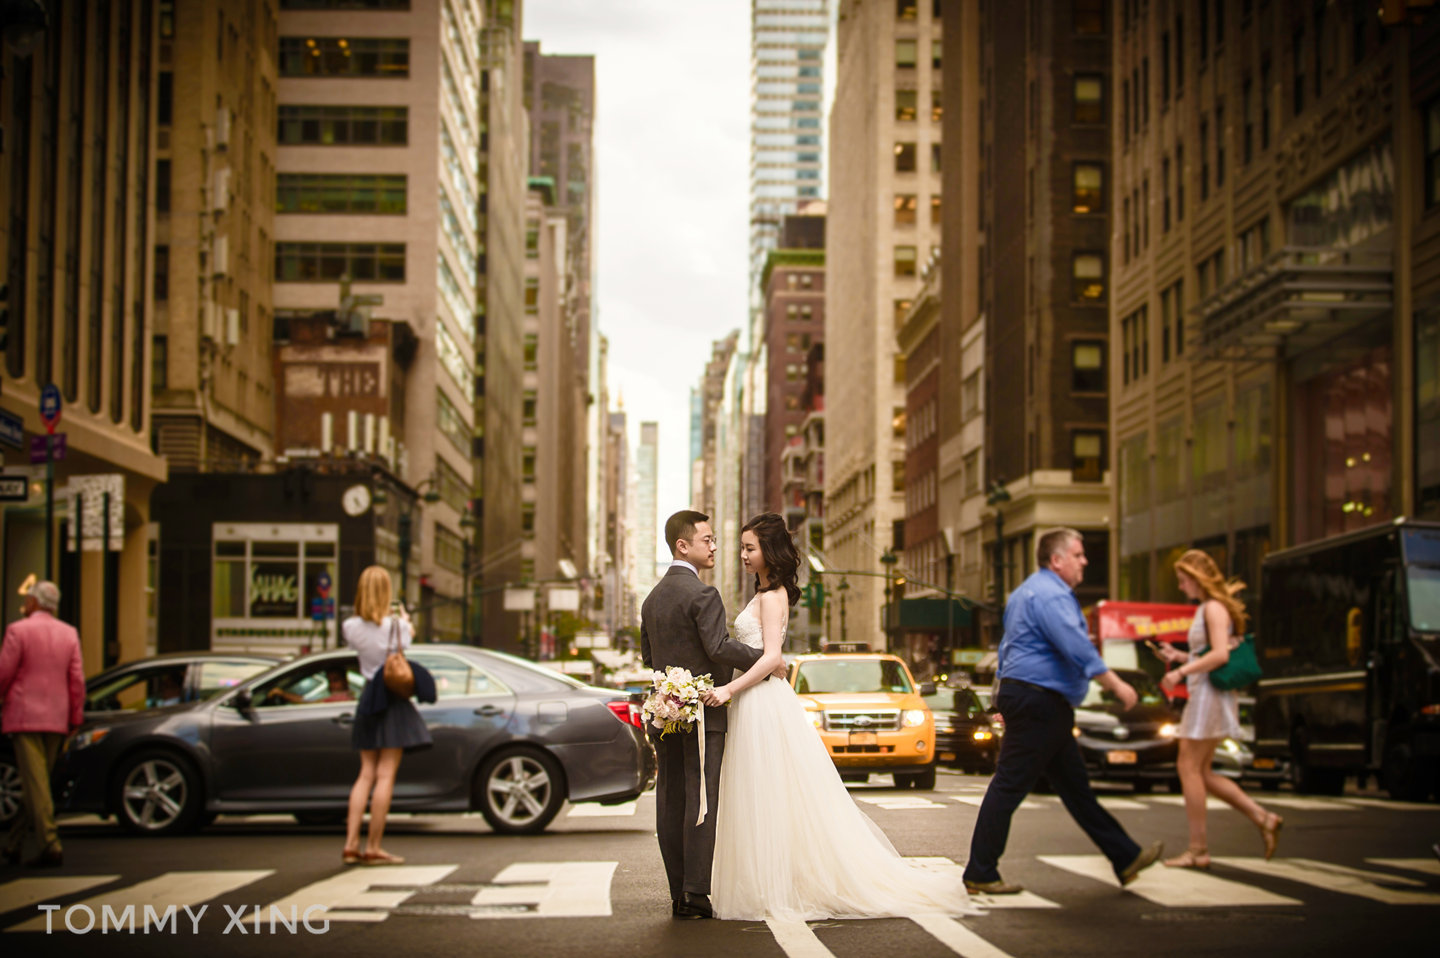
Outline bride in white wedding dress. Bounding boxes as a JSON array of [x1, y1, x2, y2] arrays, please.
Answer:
[[701, 513, 976, 922]]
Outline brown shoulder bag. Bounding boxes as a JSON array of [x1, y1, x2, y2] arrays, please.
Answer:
[[382, 616, 415, 699]]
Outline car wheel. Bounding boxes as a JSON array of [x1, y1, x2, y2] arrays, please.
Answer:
[[475, 747, 566, 835], [0, 753, 21, 827], [894, 766, 937, 790], [112, 750, 204, 836], [1289, 729, 1345, 796]]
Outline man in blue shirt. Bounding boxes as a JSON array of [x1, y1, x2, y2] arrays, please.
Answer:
[[962, 528, 1163, 895]]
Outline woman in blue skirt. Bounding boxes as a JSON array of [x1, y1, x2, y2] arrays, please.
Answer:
[[341, 565, 432, 865]]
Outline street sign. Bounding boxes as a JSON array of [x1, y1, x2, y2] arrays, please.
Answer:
[[0, 409, 22, 449], [30, 433, 65, 464], [0, 475, 28, 502], [38, 384, 61, 433]]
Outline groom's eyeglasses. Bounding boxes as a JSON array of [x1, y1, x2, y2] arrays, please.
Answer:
[[691, 536, 718, 548]]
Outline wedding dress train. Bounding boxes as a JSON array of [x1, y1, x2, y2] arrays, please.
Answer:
[[710, 595, 977, 921]]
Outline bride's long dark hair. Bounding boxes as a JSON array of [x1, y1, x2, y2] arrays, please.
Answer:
[[742, 512, 802, 606]]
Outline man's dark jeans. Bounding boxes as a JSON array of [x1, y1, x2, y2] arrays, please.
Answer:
[[964, 680, 1141, 883]]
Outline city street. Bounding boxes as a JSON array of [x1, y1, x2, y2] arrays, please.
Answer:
[[1, 771, 1435, 958]]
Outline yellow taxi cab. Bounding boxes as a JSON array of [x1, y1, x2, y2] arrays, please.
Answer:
[[789, 648, 937, 789]]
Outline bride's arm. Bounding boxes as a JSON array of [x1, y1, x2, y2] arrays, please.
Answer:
[[702, 591, 788, 706]]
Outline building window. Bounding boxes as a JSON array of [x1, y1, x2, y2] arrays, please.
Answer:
[[1160, 31, 1171, 106], [963, 450, 980, 496], [154, 245, 169, 301], [1292, 25, 1305, 116], [436, 388, 468, 454], [276, 173, 406, 214], [896, 39, 917, 69], [522, 450, 536, 482], [1260, 57, 1272, 151], [156, 159, 171, 213], [158, 72, 173, 126], [1074, 0, 1104, 34], [897, 0, 917, 19], [278, 37, 410, 78], [525, 226, 539, 258], [277, 105, 408, 146], [1427, 97, 1440, 209], [522, 390, 537, 425], [1072, 341, 1106, 392], [1199, 117, 1210, 201], [896, 88, 917, 121], [1072, 252, 1105, 301], [524, 277, 539, 314], [1175, 142, 1185, 220], [152, 336, 167, 390], [931, 90, 943, 122], [1215, 103, 1226, 187], [894, 194, 918, 226], [895, 142, 917, 172], [523, 333, 538, 370], [894, 298, 913, 324], [521, 503, 535, 533], [1162, 154, 1172, 231], [274, 242, 405, 282], [931, 194, 941, 225], [1072, 430, 1105, 482], [894, 246, 918, 277], [1075, 74, 1103, 124], [1073, 163, 1103, 213], [931, 143, 942, 173], [962, 370, 981, 420]]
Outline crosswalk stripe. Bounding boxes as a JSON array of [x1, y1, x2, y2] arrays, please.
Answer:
[[911, 914, 1017, 958], [0, 877, 120, 916], [766, 918, 835, 958], [566, 801, 638, 817], [1216, 857, 1440, 905], [857, 796, 946, 810], [1096, 796, 1149, 810], [8, 870, 274, 933], [1366, 858, 1440, 877], [259, 865, 457, 924], [1260, 797, 1359, 812], [1037, 855, 1302, 906], [905, 858, 1060, 909], [1338, 797, 1440, 812], [472, 862, 618, 918], [1144, 795, 1230, 810], [948, 795, 1046, 810]]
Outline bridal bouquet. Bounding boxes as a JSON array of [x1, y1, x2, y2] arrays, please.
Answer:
[[641, 666, 716, 736]]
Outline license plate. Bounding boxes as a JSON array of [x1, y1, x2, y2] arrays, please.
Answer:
[[939, 752, 956, 761], [1252, 758, 1276, 770], [850, 731, 878, 745], [1106, 750, 1137, 765]]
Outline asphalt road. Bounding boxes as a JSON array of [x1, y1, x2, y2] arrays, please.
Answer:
[[1, 771, 1436, 958]]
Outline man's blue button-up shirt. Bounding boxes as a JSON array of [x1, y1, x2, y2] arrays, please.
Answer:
[[996, 568, 1109, 706]]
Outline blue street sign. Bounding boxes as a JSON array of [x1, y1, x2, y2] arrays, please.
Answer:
[[30, 433, 65, 464], [0, 409, 22, 449], [38, 384, 61, 433]]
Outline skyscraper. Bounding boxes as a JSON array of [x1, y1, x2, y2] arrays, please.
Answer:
[[637, 422, 659, 586], [274, 0, 486, 637]]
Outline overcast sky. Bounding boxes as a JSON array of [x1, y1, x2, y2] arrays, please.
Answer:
[[524, 1, 752, 565]]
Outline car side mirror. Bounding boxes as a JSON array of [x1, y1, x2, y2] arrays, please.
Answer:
[[233, 689, 253, 710], [919, 682, 937, 696]]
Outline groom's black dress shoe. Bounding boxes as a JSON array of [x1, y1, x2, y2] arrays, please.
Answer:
[[673, 892, 713, 919]]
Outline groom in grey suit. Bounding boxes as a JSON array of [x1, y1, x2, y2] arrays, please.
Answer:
[[641, 510, 775, 919]]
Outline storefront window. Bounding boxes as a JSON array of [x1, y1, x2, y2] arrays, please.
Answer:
[[1419, 307, 1440, 518], [1286, 140, 1393, 253], [211, 525, 341, 647]]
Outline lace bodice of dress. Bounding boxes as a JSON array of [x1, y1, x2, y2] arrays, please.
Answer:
[[733, 593, 784, 650]]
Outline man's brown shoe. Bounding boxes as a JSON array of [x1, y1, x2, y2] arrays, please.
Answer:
[[1119, 840, 1164, 887], [25, 847, 63, 869], [964, 879, 1024, 895]]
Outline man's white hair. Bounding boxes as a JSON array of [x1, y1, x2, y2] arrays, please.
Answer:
[[29, 581, 61, 612]]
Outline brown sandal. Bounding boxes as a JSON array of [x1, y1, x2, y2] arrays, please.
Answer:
[[342, 848, 364, 865], [362, 850, 405, 865], [1163, 847, 1211, 870], [1260, 813, 1284, 861]]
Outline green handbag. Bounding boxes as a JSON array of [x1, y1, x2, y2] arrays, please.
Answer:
[[1198, 633, 1262, 691]]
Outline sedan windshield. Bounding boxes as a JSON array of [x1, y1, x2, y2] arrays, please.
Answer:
[[1407, 565, 1440, 633], [795, 659, 913, 694]]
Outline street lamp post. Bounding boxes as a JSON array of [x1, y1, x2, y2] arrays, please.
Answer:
[[837, 577, 850, 643], [377, 475, 441, 613], [459, 511, 476, 644], [985, 480, 1012, 620], [880, 549, 898, 646]]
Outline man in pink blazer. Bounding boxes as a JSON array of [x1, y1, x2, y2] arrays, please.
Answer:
[[0, 581, 84, 867]]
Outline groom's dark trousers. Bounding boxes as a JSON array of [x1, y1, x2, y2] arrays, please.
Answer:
[[652, 727, 726, 899], [963, 680, 1141, 884]]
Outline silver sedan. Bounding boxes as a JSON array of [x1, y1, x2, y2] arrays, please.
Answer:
[[55, 645, 656, 836]]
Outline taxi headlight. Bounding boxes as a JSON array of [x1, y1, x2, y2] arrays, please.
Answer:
[[1072, 726, 1082, 738], [806, 710, 823, 729], [1159, 723, 1178, 738], [902, 709, 928, 728], [972, 729, 993, 741], [70, 728, 111, 750]]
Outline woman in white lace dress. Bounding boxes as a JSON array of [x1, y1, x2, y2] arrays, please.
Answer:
[[1154, 550, 1282, 869], [699, 513, 975, 922]]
